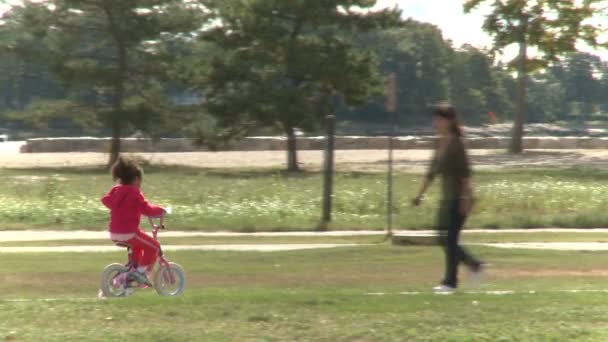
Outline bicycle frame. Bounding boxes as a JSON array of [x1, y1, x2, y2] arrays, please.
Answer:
[[118, 215, 177, 286], [148, 215, 177, 284]]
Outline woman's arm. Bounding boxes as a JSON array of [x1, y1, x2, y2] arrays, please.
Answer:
[[456, 139, 474, 216], [414, 151, 438, 206], [460, 177, 474, 216], [414, 179, 431, 204]]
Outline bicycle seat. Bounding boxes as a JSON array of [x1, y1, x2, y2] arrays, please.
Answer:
[[115, 242, 131, 249]]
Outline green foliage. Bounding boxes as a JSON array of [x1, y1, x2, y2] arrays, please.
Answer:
[[465, 0, 602, 68], [5, 167, 608, 231], [342, 23, 515, 126], [189, 0, 401, 169], [5, 0, 203, 160], [1, 2, 606, 140], [464, 0, 605, 151]]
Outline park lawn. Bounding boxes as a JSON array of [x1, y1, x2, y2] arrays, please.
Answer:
[[3, 245, 608, 340], [3, 167, 608, 231]]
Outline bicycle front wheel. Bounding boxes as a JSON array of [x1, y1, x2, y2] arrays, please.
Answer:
[[154, 262, 186, 296]]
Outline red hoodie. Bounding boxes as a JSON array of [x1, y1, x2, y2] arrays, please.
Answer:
[[101, 184, 165, 234]]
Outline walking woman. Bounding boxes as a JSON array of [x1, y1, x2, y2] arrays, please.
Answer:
[[413, 103, 484, 293]]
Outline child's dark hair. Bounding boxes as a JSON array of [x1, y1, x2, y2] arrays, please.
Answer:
[[111, 156, 143, 185]]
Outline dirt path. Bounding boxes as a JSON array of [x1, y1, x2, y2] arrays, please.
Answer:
[[5, 240, 606, 253], [0, 230, 388, 242], [3, 229, 608, 252], [4, 149, 608, 171], [2, 229, 608, 243], [0, 244, 362, 253], [481, 242, 608, 251]]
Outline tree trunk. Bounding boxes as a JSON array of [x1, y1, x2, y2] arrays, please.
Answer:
[[105, 5, 127, 167], [511, 38, 528, 153], [108, 119, 121, 166], [107, 45, 127, 166], [285, 125, 300, 172]]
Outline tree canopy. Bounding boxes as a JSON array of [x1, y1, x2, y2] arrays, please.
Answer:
[[0, 1, 607, 162], [464, 0, 604, 152], [5, 0, 202, 163]]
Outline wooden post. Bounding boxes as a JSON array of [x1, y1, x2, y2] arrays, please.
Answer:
[[386, 73, 397, 237], [322, 114, 336, 225]]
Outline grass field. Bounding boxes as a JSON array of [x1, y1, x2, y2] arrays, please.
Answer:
[[3, 167, 608, 231], [4, 242, 608, 341]]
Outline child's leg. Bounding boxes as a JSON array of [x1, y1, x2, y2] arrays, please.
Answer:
[[128, 229, 161, 270]]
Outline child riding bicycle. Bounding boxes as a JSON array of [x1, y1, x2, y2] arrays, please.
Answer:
[[101, 156, 166, 286]]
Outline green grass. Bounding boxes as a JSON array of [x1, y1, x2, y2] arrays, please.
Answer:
[[4, 167, 608, 231], [4, 245, 608, 340]]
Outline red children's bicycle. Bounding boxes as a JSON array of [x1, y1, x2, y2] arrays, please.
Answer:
[[100, 210, 186, 297]]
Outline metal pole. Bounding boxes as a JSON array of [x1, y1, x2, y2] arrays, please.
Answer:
[[385, 73, 397, 238], [322, 114, 336, 225]]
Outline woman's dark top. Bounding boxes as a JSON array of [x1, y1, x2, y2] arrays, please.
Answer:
[[425, 137, 472, 200]]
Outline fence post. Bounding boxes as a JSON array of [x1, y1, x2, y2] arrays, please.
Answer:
[[322, 114, 336, 226], [386, 73, 397, 237]]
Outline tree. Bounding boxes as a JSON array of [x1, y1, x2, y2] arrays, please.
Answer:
[[464, 0, 603, 152], [196, 0, 401, 171], [6, 0, 202, 164], [342, 23, 515, 130], [527, 70, 567, 123], [561, 53, 604, 119], [448, 45, 514, 124], [338, 21, 452, 130], [0, 23, 64, 112]]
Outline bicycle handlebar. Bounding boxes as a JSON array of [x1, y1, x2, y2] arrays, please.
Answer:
[[148, 207, 172, 239]]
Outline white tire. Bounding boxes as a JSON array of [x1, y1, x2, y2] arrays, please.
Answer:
[[100, 263, 131, 298], [154, 262, 186, 296]]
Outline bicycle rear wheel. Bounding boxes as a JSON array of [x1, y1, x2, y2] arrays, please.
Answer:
[[100, 263, 131, 297]]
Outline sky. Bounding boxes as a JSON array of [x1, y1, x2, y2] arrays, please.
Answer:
[[375, 0, 608, 61], [1, 0, 606, 60], [375, 0, 493, 48]]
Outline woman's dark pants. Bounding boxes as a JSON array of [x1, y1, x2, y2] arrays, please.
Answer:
[[437, 199, 482, 288]]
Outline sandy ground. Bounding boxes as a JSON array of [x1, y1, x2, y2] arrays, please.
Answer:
[[4, 149, 608, 171]]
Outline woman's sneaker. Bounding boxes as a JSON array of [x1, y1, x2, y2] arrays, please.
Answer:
[[433, 284, 456, 294]]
